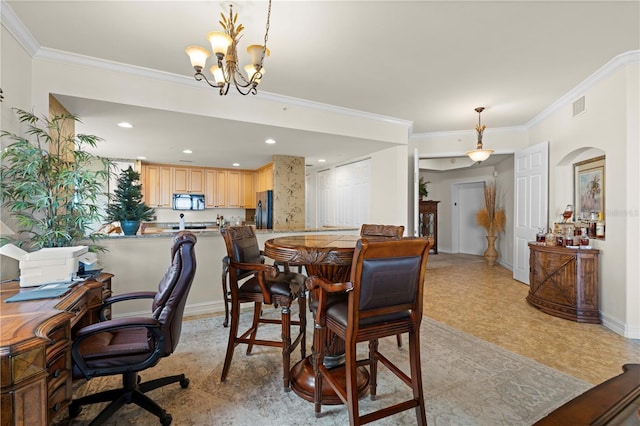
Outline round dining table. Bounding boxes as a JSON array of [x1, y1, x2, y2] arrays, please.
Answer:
[[263, 234, 369, 404]]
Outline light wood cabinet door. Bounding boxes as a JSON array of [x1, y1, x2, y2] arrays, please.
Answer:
[[190, 168, 204, 193], [256, 163, 273, 192], [173, 167, 204, 193], [144, 165, 172, 207], [227, 171, 242, 208], [242, 171, 256, 208], [215, 170, 227, 207], [205, 170, 217, 208]]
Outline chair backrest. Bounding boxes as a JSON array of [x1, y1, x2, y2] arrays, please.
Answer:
[[360, 224, 405, 239], [349, 237, 432, 326], [151, 231, 197, 355], [220, 225, 264, 280]]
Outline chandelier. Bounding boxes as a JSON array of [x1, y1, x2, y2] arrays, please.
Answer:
[[466, 107, 494, 162], [185, 1, 272, 96]]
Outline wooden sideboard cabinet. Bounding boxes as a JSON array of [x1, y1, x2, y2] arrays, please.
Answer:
[[527, 243, 600, 323], [419, 200, 439, 254], [0, 274, 112, 426]]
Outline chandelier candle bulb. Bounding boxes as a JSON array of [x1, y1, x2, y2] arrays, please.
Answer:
[[207, 31, 233, 58], [185, 46, 210, 69]]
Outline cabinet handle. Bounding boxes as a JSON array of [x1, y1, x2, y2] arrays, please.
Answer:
[[53, 369, 61, 378], [53, 402, 61, 412]]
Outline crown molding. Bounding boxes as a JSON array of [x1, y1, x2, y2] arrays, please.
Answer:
[[3, 0, 412, 134], [411, 49, 639, 140], [526, 50, 640, 129], [31, 46, 413, 130], [1, 0, 40, 55]]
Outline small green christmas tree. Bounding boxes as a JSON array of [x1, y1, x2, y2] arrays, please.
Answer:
[[106, 167, 154, 223]]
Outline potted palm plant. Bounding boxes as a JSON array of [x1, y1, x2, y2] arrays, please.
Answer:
[[1, 109, 113, 251], [419, 177, 430, 200], [105, 166, 155, 235]]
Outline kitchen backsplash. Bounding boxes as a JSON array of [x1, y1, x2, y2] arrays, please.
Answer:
[[152, 208, 247, 224]]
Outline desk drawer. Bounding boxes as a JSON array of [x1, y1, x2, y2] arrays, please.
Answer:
[[47, 348, 70, 383], [48, 372, 72, 422]]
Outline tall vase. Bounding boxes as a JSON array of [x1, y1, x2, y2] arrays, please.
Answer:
[[484, 235, 499, 266]]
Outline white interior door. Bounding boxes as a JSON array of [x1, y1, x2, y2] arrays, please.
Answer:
[[414, 148, 419, 236], [513, 141, 549, 284], [456, 181, 486, 255]]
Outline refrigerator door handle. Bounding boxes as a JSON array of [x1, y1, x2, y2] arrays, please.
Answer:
[[256, 200, 263, 229]]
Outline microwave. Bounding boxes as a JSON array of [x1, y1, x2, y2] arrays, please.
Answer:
[[172, 193, 205, 210]]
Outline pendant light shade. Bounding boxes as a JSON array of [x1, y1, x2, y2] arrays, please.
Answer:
[[466, 107, 494, 162]]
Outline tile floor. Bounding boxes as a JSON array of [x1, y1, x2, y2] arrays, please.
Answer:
[[422, 252, 640, 385]]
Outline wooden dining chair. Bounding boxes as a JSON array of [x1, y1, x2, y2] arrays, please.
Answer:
[[220, 225, 307, 390], [360, 223, 405, 347], [306, 237, 433, 425]]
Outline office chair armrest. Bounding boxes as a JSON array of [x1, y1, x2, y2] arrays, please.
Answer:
[[72, 317, 164, 379], [99, 291, 157, 321]]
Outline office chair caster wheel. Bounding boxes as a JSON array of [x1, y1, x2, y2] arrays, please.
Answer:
[[180, 378, 190, 388], [160, 412, 172, 425], [69, 402, 82, 418]]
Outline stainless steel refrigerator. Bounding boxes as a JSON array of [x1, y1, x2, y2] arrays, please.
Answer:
[[256, 190, 273, 229]]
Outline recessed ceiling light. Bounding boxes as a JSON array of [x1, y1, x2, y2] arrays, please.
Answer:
[[137, 156, 147, 160], [318, 159, 326, 163], [232, 163, 240, 167], [265, 138, 276, 144], [183, 149, 193, 154], [117, 122, 133, 128]]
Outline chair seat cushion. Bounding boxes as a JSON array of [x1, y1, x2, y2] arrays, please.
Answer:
[[79, 327, 152, 360], [72, 327, 155, 378], [326, 300, 410, 328], [239, 271, 305, 298]]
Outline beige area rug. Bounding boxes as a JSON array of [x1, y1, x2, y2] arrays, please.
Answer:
[[61, 310, 591, 426]]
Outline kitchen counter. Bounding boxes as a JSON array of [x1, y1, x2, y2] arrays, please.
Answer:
[[111, 225, 359, 238]]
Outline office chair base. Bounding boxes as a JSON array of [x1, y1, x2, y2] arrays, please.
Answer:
[[69, 373, 189, 425]]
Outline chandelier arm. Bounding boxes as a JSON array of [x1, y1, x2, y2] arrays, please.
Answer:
[[194, 71, 223, 89]]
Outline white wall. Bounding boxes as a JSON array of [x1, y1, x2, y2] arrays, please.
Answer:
[[527, 58, 639, 338], [418, 159, 514, 269], [1, 27, 33, 280]]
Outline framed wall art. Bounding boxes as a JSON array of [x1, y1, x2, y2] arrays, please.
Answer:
[[574, 155, 605, 219]]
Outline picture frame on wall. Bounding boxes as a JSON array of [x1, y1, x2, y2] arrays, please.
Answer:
[[574, 155, 605, 220]]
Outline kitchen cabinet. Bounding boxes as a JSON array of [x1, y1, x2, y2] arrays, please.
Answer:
[[527, 243, 600, 323], [144, 164, 255, 209], [204, 170, 217, 208], [173, 167, 204, 193], [242, 171, 256, 208], [143, 164, 172, 208], [227, 170, 242, 207], [256, 163, 273, 192]]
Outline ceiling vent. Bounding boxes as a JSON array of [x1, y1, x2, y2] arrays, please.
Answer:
[[572, 96, 586, 117]]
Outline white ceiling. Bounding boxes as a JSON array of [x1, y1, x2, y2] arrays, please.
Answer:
[[4, 1, 639, 169]]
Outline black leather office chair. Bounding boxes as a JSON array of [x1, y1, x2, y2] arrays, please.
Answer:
[[69, 231, 197, 426], [306, 237, 433, 425]]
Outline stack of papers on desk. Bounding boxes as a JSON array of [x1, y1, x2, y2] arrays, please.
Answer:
[[5, 281, 77, 303]]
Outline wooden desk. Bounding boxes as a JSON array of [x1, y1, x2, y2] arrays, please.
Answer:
[[0, 274, 112, 426], [264, 235, 368, 404], [534, 364, 640, 425]]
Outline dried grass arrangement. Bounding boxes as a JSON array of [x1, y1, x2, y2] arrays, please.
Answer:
[[477, 183, 506, 236]]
